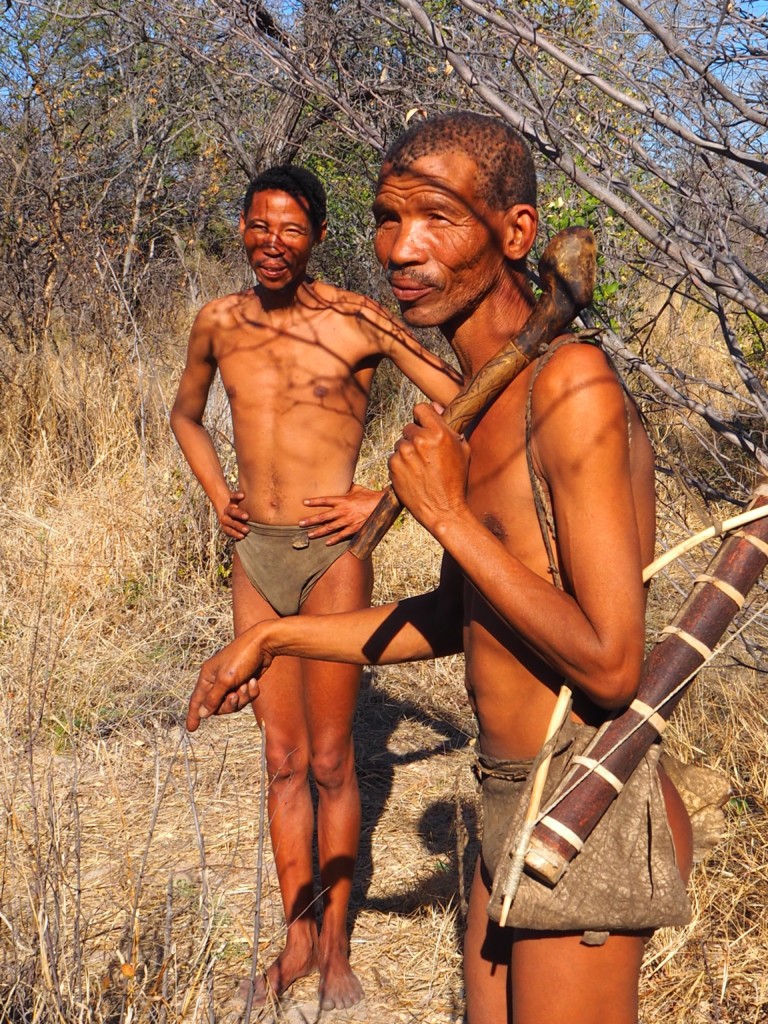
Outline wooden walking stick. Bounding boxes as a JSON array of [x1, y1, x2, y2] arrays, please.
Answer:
[[349, 225, 597, 560], [523, 481, 768, 887]]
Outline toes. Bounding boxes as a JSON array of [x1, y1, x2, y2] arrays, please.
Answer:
[[318, 974, 364, 1011]]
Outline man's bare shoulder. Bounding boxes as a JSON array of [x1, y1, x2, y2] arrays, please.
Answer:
[[193, 289, 256, 331], [303, 280, 414, 358], [532, 339, 622, 411], [530, 339, 649, 481], [307, 280, 400, 327]]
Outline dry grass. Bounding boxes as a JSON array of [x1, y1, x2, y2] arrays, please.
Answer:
[[1, 312, 767, 1023], [633, 288, 739, 394]]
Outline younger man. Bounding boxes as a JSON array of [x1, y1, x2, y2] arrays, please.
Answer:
[[171, 164, 460, 1010]]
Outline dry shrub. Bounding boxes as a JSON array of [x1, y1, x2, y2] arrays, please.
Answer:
[[624, 282, 762, 518], [640, 659, 768, 1024], [634, 286, 740, 396]]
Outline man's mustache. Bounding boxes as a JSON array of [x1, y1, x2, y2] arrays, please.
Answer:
[[386, 270, 443, 290]]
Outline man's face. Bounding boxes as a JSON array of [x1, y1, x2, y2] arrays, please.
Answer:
[[239, 189, 325, 291], [372, 151, 508, 329]]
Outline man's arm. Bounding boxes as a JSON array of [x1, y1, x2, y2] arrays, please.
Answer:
[[170, 306, 250, 539], [358, 301, 463, 406], [186, 554, 465, 729], [388, 344, 649, 710]]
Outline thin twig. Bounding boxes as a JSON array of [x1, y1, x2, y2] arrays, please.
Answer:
[[182, 735, 215, 1024], [243, 722, 268, 1024]]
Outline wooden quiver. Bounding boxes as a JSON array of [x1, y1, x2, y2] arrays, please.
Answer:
[[524, 481, 768, 886], [659, 752, 731, 863]]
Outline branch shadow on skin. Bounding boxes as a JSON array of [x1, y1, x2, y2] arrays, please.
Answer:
[[348, 673, 478, 934]]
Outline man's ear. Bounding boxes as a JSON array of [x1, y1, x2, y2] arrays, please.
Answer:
[[238, 211, 246, 238], [502, 204, 538, 261], [316, 220, 328, 244]]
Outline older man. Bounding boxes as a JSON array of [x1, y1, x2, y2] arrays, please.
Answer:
[[186, 114, 693, 1023]]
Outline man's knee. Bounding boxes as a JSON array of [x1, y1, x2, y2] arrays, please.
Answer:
[[310, 744, 355, 792], [265, 742, 310, 787]]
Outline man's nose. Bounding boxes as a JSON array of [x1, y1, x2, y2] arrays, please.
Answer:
[[262, 230, 285, 251], [384, 222, 425, 267]]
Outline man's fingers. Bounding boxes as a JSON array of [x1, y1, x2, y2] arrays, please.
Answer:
[[299, 510, 334, 528], [187, 682, 254, 730], [186, 694, 208, 732], [187, 678, 246, 730], [322, 525, 357, 545], [186, 686, 215, 732], [186, 667, 221, 731], [186, 627, 269, 731], [306, 519, 359, 543], [412, 401, 443, 425], [306, 522, 337, 537], [302, 496, 336, 509], [222, 691, 243, 713], [217, 679, 260, 714], [399, 403, 446, 446], [397, 404, 463, 455], [186, 669, 235, 730], [223, 525, 249, 539]]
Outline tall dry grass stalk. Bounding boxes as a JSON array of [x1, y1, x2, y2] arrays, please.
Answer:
[[1, 292, 766, 1022]]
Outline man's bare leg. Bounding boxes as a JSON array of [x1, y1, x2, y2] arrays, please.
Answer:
[[464, 857, 513, 1024], [302, 549, 373, 1010], [511, 929, 645, 1024], [232, 555, 320, 1004], [465, 857, 645, 1024], [232, 549, 371, 1008], [465, 774, 693, 1024]]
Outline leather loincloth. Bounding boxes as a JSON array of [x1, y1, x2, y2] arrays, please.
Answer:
[[235, 521, 352, 617]]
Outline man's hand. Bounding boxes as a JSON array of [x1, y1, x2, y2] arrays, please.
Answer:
[[217, 491, 250, 539], [300, 484, 382, 544], [388, 403, 471, 534], [186, 625, 273, 731]]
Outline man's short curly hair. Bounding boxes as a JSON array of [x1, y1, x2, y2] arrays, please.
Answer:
[[382, 112, 537, 210], [243, 165, 327, 237]]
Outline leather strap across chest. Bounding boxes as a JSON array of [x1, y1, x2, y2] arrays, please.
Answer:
[[524, 338, 632, 590]]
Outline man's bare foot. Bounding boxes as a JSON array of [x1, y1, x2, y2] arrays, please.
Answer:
[[238, 943, 319, 1008], [318, 948, 364, 1011]]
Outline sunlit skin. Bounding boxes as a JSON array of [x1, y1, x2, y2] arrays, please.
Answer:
[[372, 157, 531, 339], [171, 185, 461, 1011], [186, 151, 693, 1023]]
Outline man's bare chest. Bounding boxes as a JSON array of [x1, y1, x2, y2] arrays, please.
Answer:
[[466, 384, 549, 570], [215, 327, 370, 412]]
